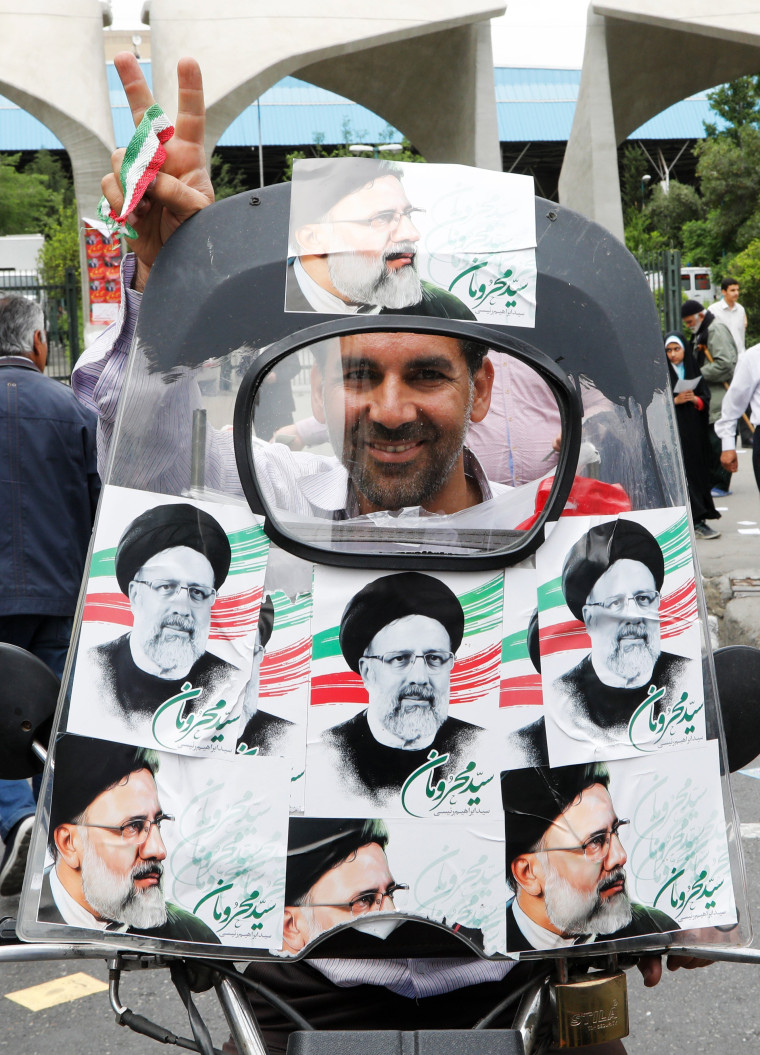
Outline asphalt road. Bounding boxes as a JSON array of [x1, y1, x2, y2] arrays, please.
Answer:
[[2, 451, 760, 1054]]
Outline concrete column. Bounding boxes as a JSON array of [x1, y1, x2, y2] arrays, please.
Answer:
[[0, 1, 115, 318], [558, 10, 624, 240]]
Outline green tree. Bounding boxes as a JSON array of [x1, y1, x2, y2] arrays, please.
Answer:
[[37, 203, 80, 286], [642, 181, 703, 249], [0, 153, 58, 235], [619, 143, 651, 223], [26, 150, 74, 205], [705, 74, 760, 139], [681, 215, 724, 268], [210, 153, 246, 200], [694, 126, 760, 254]]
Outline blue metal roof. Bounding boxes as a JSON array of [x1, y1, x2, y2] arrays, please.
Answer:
[[0, 64, 729, 152]]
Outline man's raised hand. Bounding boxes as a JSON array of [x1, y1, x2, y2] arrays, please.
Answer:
[[101, 53, 214, 292]]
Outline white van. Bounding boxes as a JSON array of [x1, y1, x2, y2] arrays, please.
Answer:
[[681, 266, 718, 305]]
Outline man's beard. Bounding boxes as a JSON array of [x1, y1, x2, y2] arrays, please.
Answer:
[[142, 614, 203, 677], [328, 242, 422, 309], [80, 832, 168, 930], [379, 683, 449, 746], [606, 621, 660, 684], [542, 860, 633, 936]]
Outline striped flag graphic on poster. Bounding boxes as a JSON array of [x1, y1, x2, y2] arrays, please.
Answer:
[[535, 507, 705, 766], [499, 565, 547, 771], [304, 566, 504, 819], [67, 485, 269, 757]]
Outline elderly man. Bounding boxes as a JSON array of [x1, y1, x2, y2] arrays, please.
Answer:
[[318, 572, 482, 805], [553, 519, 689, 744], [39, 734, 218, 943], [501, 763, 677, 951], [287, 157, 474, 318], [90, 502, 238, 728], [281, 818, 402, 954], [681, 298, 738, 497], [0, 294, 100, 896]]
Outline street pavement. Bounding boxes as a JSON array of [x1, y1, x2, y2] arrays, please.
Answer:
[[2, 456, 760, 1054]]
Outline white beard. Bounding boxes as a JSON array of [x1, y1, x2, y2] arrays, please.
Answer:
[[80, 831, 168, 930]]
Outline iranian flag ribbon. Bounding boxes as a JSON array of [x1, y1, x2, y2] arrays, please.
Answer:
[[97, 103, 175, 238]]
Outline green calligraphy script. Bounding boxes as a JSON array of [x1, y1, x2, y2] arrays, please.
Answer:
[[627, 687, 704, 752], [152, 683, 240, 749], [401, 751, 493, 818]]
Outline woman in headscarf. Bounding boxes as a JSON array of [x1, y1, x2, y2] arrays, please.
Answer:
[[665, 332, 721, 540]]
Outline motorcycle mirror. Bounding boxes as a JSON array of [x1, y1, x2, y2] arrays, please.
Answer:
[[234, 319, 581, 569], [0, 643, 59, 778], [713, 644, 760, 773]]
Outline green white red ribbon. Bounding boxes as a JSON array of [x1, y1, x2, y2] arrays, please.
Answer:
[[97, 103, 174, 238]]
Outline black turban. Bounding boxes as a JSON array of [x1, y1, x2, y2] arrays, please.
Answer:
[[561, 519, 664, 621], [285, 818, 389, 905], [49, 734, 158, 847], [527, 608, 541, 674], [258, 595, 275, 649], [114, 503, 231, 595], [501, 763, 610, 868], [339, 572, 465, 674], [681, 299, 705, 318], [290, 158, 403, 233]]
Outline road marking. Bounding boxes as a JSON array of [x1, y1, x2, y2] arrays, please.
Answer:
[[5, 972, 108, 1011], [741, 823, 760, 840]]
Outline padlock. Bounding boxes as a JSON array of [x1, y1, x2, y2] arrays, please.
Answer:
[[550, 970, 629, 1048]]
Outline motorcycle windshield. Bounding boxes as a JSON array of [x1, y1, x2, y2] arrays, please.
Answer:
[[17, 161, 749, 965]]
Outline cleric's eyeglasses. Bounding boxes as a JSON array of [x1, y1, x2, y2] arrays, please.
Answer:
[[329, 207, 425, 231], [364, 650, 454, 672], [76, 813, 174, 844], [584, 591, 660, 615], [538, 819, 630, 863], [306, 882, 409, 916], [133, 579, 216, 605]]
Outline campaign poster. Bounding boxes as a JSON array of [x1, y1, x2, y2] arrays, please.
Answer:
[[501, 743, 734, 954], [535, 507, 705, 765], [84, 226, 122, 324], [24, 734, 288, 951], [499, 566, 546, 770], [304, 566, 503, 818], [276, 815, 507, 957], [237, 588, 313, 811], [66, 485, 269, 757], [286, 158, 536, 327]]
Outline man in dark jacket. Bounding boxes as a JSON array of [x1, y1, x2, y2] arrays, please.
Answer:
[[682, 299, 738, 495], [0, 295, 100, 896]]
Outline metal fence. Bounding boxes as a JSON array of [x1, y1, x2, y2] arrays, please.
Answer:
[[0, 268, 80, 382], [635, 249, 682, 336]]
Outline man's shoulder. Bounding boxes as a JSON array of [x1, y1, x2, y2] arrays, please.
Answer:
[[620, 903, 679, 937], [323, 709, 368, 745], [91, 634, 130, 663], [388, 282, 475, 320], [136, 903, 221, 945]]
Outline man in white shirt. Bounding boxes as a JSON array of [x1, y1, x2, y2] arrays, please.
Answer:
[[717, 341, 760, 493], [709, 277, 747, 357]]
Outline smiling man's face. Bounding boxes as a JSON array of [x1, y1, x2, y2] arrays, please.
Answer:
[[312, 332, 493, 515]]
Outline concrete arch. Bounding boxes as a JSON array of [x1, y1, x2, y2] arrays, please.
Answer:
[[560, 2, 760, 239], [0, 1, 115, 308], [145, 0, 503, 171]]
